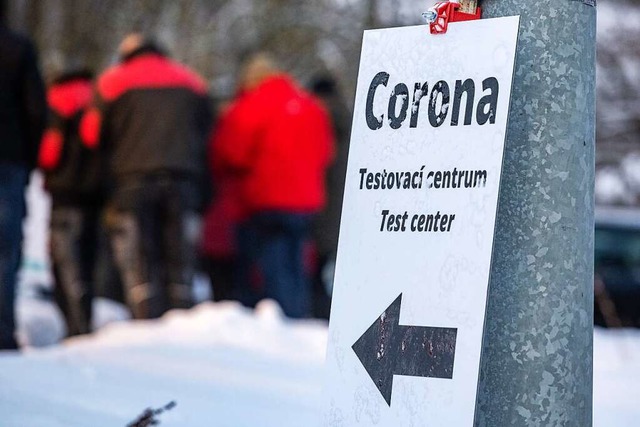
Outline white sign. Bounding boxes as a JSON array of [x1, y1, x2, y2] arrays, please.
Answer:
[[321, 17, 520, 426]]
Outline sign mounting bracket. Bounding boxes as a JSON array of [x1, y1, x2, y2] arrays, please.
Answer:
[[423, 1, 482, 35]]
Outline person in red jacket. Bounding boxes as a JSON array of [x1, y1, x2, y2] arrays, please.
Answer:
[[80, 34, 212, 319], [213, 53, 334, 318], [39, 69, 102, 336]]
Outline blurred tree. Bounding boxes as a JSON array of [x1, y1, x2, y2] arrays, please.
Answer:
[[8, 0, 639, 185], [597, 0, 640, 167], [4, 0, 426, 102]]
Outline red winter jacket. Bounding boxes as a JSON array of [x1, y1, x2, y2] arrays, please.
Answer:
[[214, 75, 335, 214]]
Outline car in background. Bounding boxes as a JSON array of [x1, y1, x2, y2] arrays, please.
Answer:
[[595, 205, 640, 327]]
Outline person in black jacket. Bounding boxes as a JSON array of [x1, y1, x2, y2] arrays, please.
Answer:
[[81, 34, 212, 319], [0, 3, 47, 350], [309, 75, 351, 319], [39, 69, 102, 336]]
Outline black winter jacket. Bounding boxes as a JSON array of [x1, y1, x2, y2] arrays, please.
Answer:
[[0, 26, 46, 168], [81, 48, 212, 184]]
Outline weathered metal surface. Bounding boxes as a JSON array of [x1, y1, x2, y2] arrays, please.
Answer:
[[475, 1, 596, 426], [572, 0, 597, 7], [459, 0, 479, 14]]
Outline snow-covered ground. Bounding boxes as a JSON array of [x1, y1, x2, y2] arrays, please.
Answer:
[[1, 300, 329, 427], [0, 300, 639, 426], [3, 173, 330, 426], [594, 328, 640, 427]]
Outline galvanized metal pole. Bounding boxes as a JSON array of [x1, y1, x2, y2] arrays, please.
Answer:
[[475, 1, 596, 426], [458, 0, 478, 14]]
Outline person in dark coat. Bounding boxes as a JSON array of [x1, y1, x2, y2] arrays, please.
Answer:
[[214, 53, 335, 318], [80, 33, 212, 319], [0, 3, 47, 349], [309, 75, 352, 319], [39, 69, 102, 336]]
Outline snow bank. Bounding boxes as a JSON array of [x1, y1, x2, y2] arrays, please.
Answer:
[[0, 301, 328, 427], [593, 327, 640, 427]]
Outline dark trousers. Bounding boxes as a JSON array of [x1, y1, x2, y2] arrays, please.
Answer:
[[49, 205, 98, 336], [0, 163, 28, 349], [201, 256, 235, 302], [238, 211, 313, 319], [110, 176, 196, 319], [93, 217, 125, 304], [312, 253, 333, 320]]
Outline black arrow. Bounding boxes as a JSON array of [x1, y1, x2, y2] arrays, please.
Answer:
[[352, 293, 457, 406]]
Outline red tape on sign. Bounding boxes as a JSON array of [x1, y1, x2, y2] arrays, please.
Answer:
[[426, 1, 482, 35]]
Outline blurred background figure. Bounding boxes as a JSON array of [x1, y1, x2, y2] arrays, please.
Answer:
[[309, 75, 352, 319], [38, 68, 101, 336], [0, 1, 46, 350], [80, 33, 212, 319], [200, 98, 242, 303], [214, 52, 334, 318]]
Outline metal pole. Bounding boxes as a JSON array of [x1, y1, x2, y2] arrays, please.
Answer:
[[475, 1, 596, 426], [458, 0, 478, 14]]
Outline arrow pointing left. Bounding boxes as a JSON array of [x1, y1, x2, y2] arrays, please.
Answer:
[[352, 294, 457, 406]]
